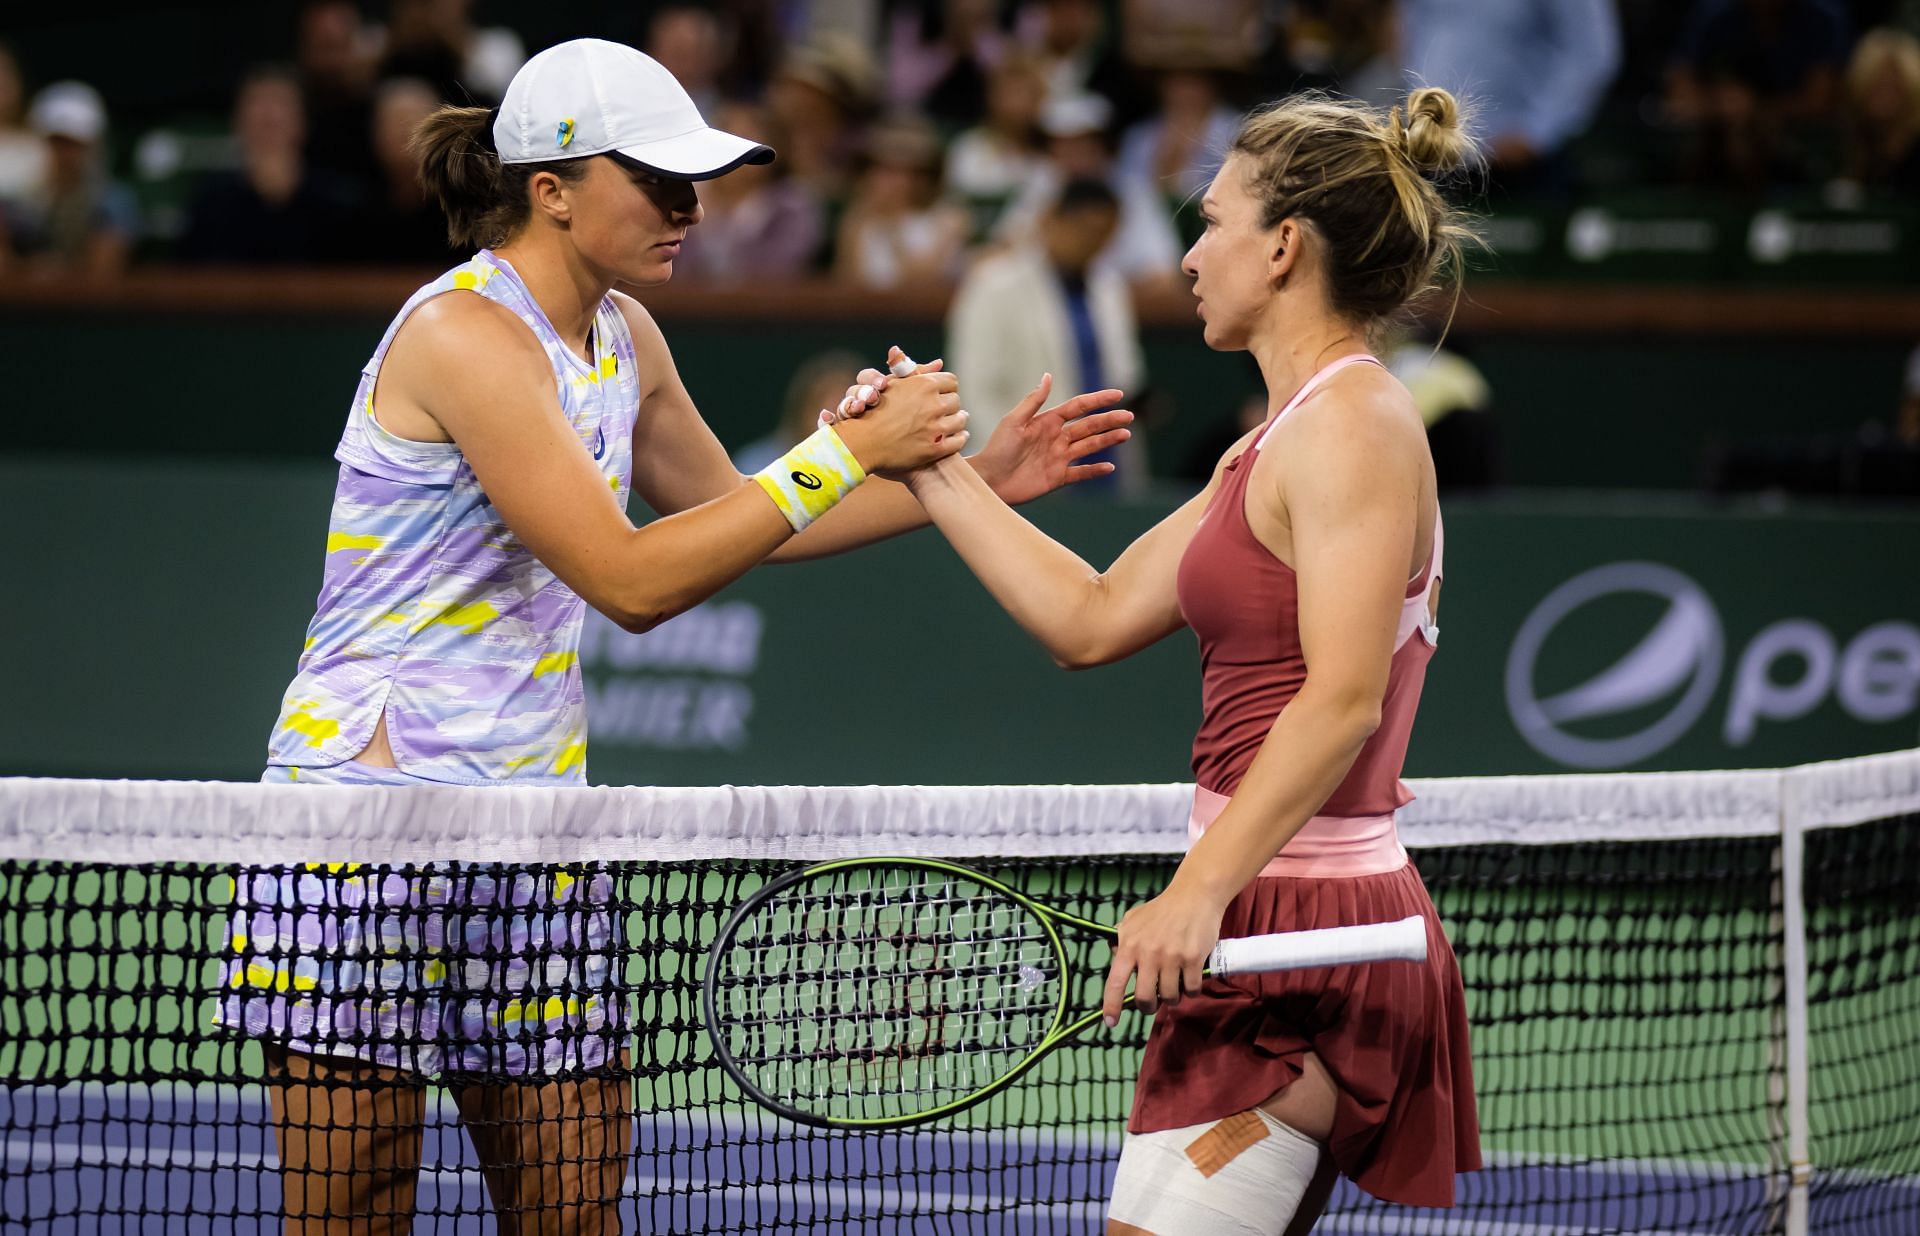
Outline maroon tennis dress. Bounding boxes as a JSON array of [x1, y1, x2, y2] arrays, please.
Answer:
[[1130, 353, 1481, 1208]]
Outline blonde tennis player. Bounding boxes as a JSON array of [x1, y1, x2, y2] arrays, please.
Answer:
[[891, 89, 1484, 1234], [217, 38, 1130, 1235]]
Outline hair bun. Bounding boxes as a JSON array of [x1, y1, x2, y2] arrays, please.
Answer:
[[1397, 87, 1471, 175]]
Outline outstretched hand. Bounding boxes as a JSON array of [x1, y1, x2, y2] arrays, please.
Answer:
[[975, 373, 1135, 506], [829, 355, 1133, 501]]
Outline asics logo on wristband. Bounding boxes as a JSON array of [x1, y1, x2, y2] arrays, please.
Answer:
[[754, 426, 866, 533]]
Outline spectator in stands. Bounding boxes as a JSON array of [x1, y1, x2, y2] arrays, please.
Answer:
[[1023, 0, 1147, 124], [1268, 0, 1400, 102], [948, 177, 1146, 488], [885, 0, 1017, 127], [1836, 28, 1920, 194], [996, 91, 1184, 288], [675, 100, 825, 281], [1122, 0, 1268, 78], [767, 36, 881, 204], [833, 113, 971, 289], [180, 67, 352, 264], [732, 350, 867, 473], [713, 0, 787, 101], [0, 43, 45, 217], [296, 0, 379, 191], [945, 51, 1050, 240], [340, 77, 461, 266], [1117, 68, 1241, 200], [376, 0, 524, 104], [1401, 0, 1621, 197], [647, 4, 727, 116], [1667, 0, 1851, 188], [0, 81, 138, 279]]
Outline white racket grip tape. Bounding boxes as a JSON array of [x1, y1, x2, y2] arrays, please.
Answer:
[[1207, 914, 1428, 977]]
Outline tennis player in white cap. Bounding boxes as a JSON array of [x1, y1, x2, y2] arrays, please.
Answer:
[[236, 37, 1132, 1235]]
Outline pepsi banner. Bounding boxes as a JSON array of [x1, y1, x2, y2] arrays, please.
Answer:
[[1424, 503, 1919, 775], [565, 500, 1920, 781], [3, 460, 1914, 782]]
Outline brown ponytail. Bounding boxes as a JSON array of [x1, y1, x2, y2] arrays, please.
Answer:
[[1229, 88, 1477, 327], [411, 105, 591, 249]]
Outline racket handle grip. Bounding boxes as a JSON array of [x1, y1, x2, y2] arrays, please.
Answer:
[[1208, 914, 1428, 977]]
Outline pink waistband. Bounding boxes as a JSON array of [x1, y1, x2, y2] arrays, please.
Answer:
[[1189, 786, 1409, 879]]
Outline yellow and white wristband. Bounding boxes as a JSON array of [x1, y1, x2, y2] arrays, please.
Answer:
[[753, 425, 867, 534]]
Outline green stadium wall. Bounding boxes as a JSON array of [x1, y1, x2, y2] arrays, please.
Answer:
[[1, 306, 1910, 493], [3, 457, 1914, 785]]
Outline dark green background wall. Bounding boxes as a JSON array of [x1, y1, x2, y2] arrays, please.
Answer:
[[4, 457, 1914, 785], [5, 287, 1914, 784], [4, 305, 1908, 492]]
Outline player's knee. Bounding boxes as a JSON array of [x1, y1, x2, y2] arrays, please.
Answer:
[[1107, 1110, 1323, 1236]]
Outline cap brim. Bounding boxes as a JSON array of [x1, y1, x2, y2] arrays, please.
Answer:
[[614, 126, 774, 181]]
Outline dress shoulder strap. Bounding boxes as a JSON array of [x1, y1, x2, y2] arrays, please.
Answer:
[[1256, 353, 1384, 449]]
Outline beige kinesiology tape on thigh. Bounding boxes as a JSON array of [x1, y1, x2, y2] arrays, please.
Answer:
[[1107, 1110, 1322, 1236]]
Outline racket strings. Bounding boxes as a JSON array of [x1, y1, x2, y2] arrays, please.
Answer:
[[711, 869, 1065, 1118]]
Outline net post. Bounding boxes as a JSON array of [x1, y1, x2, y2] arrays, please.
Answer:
[[1779, 782, 1812, 1236]]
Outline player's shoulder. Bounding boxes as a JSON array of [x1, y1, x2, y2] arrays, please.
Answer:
[[406, 287, 541, 351], [1284, 361, 1424, 460], [389, 289, 549, 386], [609, 288, 665, 347]]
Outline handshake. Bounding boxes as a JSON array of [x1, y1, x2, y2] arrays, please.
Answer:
[[814, 346, 970, 481], [819, 347, 938, 427], [751, 342, 1133, 536]]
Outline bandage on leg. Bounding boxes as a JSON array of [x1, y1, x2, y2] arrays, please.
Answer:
[[1107, 1110, 1323, 1236]]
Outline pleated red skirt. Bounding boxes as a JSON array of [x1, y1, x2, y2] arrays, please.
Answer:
[[1128, 861, 1481, 1207]]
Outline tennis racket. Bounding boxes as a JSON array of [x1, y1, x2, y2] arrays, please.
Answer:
[[703, 857, 1428, 1129]]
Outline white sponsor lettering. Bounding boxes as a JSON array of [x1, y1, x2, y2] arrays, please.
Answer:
[[1567, 209, 1718, 262], [1509, 563, 1919, 769], [1723, 620, 1837, 744], [583, 678, 753, 751], [1836, 622, 1920, 724], [1483, 215, 1546, 256], [579, 603, 762, 673], [1748, 211, 1901, 263], [580, 603, 763, 752]]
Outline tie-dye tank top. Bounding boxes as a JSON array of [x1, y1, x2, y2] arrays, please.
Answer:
[[265, 250, 638, 785]]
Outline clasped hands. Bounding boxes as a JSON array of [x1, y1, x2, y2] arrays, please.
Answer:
[[823, 345, 1135, 500]]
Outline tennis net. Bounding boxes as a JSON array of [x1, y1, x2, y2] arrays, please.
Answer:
[[1, 751, 1915, 1234]]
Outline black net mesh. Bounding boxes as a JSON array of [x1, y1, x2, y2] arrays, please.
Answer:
[[0, 821, 1915, 1233], [1803, 812, 1920, 1236]]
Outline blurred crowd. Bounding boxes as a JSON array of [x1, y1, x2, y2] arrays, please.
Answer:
[[1, 0, 1917, 285]]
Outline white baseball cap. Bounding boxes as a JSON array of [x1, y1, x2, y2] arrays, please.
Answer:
[[494, 39, 772, 180], [30, 81, 108, 144]]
